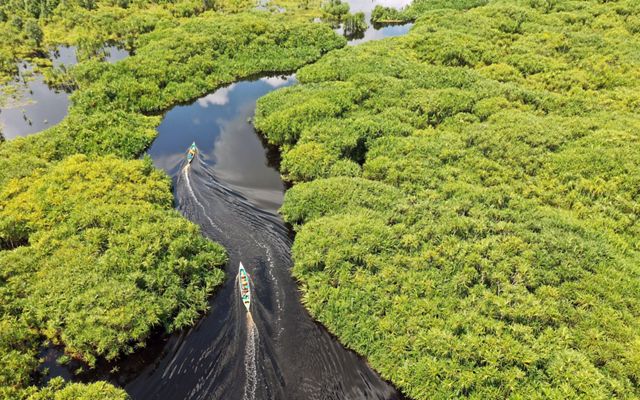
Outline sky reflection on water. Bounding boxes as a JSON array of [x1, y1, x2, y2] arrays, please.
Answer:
[[0, 45, 129, 140]]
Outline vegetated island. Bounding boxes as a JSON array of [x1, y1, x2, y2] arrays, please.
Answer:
[[0, 0, 344, 398], [255, 0, 640, 398]]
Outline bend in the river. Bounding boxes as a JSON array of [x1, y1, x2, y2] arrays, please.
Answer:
[[38, 3, 414, 399]]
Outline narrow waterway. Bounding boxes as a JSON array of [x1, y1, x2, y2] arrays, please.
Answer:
[[25, 2, 414, 398], [118, 74, 401, 400], [117, 4, 414, 398]]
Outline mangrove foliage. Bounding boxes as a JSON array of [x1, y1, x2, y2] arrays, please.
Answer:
[[0, 2, 344, 398], [255, 0, 640, 398]]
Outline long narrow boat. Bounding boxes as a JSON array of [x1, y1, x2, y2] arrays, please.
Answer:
[[238, 262, 251, 312], [187, 142, 197, 164]]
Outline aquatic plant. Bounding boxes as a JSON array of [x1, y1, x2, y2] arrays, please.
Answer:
[[321, 0, 349, 20], [371, 0, 488, 24], [343, 12, 366, 37], [370, 5, 411, 24], [0, 0, 273, 84]]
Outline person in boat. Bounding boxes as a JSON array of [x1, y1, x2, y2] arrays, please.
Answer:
[[187, 142, 197, 162], [241, 276, 249, 300]]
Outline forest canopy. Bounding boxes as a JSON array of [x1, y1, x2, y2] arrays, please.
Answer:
[[255, 0, 640, 398], [0, 0, 325, 85]]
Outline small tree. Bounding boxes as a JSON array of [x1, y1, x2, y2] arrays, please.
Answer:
[[10, 16, 23, 31], [79, 0, 97, 10], [321, 0, 349, 20], [24, 19, 43, 47], [343, 12, 366, 37], [203, 0, 218, 11]]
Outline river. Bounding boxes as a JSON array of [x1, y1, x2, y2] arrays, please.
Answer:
[[23, 1, 414, 398], [123, 4, 412, 398]]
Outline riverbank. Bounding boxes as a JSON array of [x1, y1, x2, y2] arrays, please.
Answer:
[[119, 2, 418, 391], [0, 6, 345, 398], [255, 0, 640, 398]]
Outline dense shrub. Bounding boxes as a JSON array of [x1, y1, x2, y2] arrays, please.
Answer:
[[343, 12, 366, 36], [371, 0, 488, 24], [0, 4, 344, 398], [255, 0, 640, 398], [0, 155, 227, 364], [0, 0, 288, 82], [321, 0, 349, 20], [281, 177, 403, 224], [0, 12, 345, 188]]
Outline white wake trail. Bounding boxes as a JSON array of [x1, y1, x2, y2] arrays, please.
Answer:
[[242, 313, 258, 400], [253, 238, 285, 339], [183, 166, 223, 234]]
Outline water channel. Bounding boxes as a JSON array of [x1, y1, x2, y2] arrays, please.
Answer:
[[126, 4, 412, 397], [9, 2, 414, 398]]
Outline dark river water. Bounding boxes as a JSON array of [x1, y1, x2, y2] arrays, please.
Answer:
[[22, 2, 414, 398], [123, 6, 413, 397]]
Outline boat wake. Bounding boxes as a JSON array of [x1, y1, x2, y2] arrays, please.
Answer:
[[243, 313, 258, 400], [122, 136, 402, 400], [183, 164, 223, 235]]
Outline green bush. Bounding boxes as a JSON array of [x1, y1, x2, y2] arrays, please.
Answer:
[[321, 0, 349, 19], [29, 377, 128, 400], [281, 177, 403, 225], [343, 12, 366, 36], [256, 0, 640, 397], [0, 155, 227, 367], [0, 5, 345, 398], [371, 5, 412, 24]]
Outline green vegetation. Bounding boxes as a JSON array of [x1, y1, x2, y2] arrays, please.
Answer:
[[0, 2, 344, 398], [0, 0, 266, 85], [371, 4, 412, 24], [321, 0, 350, 19], [319, 0, 365, 39], [343, 11, 366, 37], [0, 11, 344, 187], [28, 378, 129, 400], [1, 156, 227, 365], [255, 0, 640, 398], [371, 0, 487, 24], [1, 155, 225, 399]]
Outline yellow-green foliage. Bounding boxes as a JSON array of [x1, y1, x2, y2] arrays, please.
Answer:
[[72, 12, 345, 113], [26, 377, 129, 399], [0, 0, 269, 82], [0, 0, 326, 84], [255, 0, 640, 398], [0, 12, 344, 187], [0, 4, 343, 399], [0, 155, 226, 398], [371, 0, 487, 24], [0, 317, 40, 399]]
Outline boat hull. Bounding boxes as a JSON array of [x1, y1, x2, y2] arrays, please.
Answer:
[[238, 263, 251, 312], [187, 142, 197, 164]]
